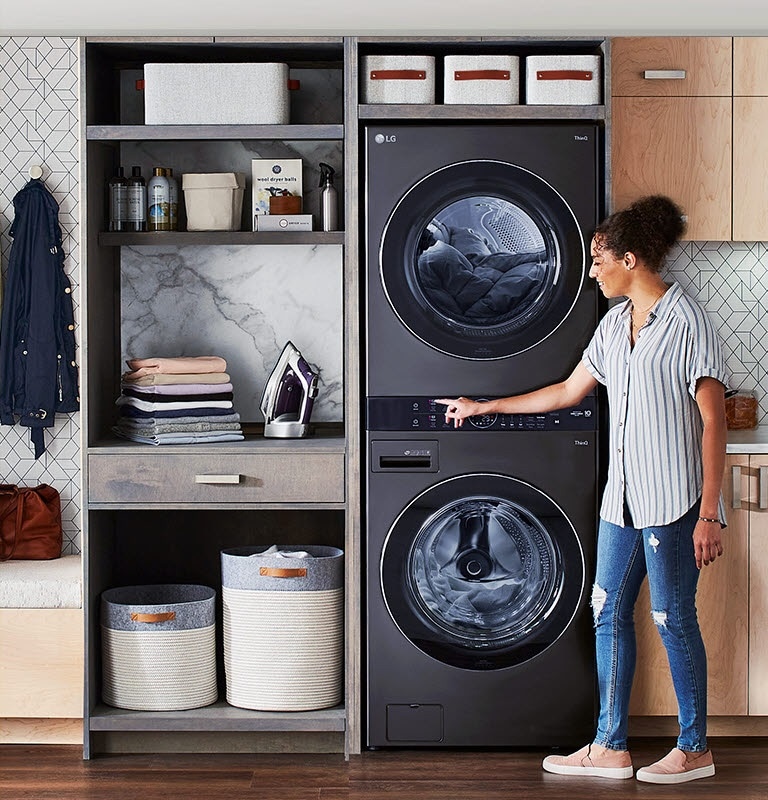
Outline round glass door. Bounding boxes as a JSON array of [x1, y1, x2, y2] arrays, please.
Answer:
[[380, 160, 585, 360], [381, 474, 585, 670]]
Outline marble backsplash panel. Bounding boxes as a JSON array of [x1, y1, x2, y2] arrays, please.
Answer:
[[121, 244, 343, 422]]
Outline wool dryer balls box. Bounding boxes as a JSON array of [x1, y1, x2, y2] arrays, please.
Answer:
[[251, 158, 303, 230], [182, 173, 245, 231], [143, 63, 290, 125], [361, 56, 436, 104], [525, 55, 602, 105], [443, 56, 520, 104]]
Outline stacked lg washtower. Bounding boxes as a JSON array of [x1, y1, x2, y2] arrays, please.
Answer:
[[364, 124, 602, 747]]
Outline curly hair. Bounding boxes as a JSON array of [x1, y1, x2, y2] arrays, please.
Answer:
[[594, 195, 686, 273]]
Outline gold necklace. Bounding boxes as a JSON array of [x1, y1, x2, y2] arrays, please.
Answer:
[[631, 289, 666, 330]]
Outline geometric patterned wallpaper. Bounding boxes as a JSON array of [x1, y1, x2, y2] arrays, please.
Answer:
[[0, 36, 81, 555], [665, 241, 768, 426]]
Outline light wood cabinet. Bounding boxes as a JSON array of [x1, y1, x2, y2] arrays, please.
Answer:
[[733, 38, 768, 241], [630, 453, 768, 718], [611, 37, 733, 242]]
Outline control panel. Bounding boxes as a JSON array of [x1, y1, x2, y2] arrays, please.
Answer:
[[367, 395, 597, 432]]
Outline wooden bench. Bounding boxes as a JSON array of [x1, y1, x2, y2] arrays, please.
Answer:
[[0, 556, 83, 744]]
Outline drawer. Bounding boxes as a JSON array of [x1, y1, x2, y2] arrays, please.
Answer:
[[611, 37, 732, 96], [88, 453, 345, 505]]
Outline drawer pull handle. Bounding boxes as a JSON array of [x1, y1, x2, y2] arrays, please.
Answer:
[[130, 612, 176, 623], [760, 466, 768, 510], [259, 567, 307, 579], [643, 69, 686, 80], [732, 465, 742, 509], [195, 474, 242, 484]]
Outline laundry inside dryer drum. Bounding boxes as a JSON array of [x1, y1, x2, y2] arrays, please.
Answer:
[[406, 496, 562, 648], [380, 159, 584, 359], [415, 196, 552, 333]]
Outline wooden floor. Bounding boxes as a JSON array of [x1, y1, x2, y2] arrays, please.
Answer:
[[1, 739, 767, 799]]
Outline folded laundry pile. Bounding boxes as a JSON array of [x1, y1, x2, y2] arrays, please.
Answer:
[[113, 355, 244, 445]]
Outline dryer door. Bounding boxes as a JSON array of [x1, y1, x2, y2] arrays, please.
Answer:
[[380, 160, 585, 360], [381, 473, 585, 670]]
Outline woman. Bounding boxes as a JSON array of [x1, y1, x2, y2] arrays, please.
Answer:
[[436, 195, 728, 784]]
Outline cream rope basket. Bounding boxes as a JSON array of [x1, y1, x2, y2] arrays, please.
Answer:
[[101, 584, 217, 711], [221, 545, 344, 711]]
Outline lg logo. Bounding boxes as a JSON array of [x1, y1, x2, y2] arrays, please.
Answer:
[[374, 134, 397, 144]]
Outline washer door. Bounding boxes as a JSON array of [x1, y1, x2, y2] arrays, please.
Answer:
[[381, 474, 585, 670], [380, 160, 585, 360]]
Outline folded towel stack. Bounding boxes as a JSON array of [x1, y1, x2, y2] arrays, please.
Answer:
[[113, 356, 245, 445]]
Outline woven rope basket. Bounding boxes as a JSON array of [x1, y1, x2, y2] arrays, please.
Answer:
[[221, 545, 343, 711], [101, 584, 217, 711]]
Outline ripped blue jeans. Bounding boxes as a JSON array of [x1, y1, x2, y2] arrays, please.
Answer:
[[591, 502, 707, 752]]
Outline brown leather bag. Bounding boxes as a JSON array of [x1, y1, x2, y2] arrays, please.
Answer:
[[0, 484, 63, 561]]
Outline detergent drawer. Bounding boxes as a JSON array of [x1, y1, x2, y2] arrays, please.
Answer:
[[88, 451, 345, 506]]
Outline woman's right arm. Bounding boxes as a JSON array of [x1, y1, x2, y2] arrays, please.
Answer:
[[435, 361, 598, 427]]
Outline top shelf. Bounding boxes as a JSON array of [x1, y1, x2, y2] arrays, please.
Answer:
[[86, 124, 344, 141], [358, 105, 606, 121]]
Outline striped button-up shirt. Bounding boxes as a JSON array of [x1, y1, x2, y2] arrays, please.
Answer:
[[582, 282, 729, 528]]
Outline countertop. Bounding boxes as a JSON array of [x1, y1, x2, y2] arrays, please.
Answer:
[[727, 426, 768, 453]]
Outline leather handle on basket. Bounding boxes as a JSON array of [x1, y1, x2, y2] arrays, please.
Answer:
[[454, 70, 510, 81], [259, 566, 307, 578], [130, 611, 176, 623], [536, 70, 593, 81], [370, 70, 426, 81]]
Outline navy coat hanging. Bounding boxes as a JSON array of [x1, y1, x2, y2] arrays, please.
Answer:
[[0, 178, 80, 458]]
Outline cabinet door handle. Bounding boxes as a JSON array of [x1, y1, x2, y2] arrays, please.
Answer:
[[643, 69, 687, 80], [732, 465, 742, 509], [195, 474, 242, 484], [760, 466, 768, 510]]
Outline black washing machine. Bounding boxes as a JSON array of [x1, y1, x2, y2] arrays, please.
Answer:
[[364, 123, 602, 397], [365, 397, 598, 747]]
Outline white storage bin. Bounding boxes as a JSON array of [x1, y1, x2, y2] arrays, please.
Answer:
[[221, 545, 343, 712], [101, 584, 217, 712], [144, 62, 290, 124], [182, 172, 245, 231], [525, 55, 602, 105], [444, 55, 520, 105], [362, 56, 435, 104]]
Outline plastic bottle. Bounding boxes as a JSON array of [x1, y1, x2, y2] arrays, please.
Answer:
[[319, 162, 338, 232], [108, 166, 128, 231], [126, 166, 147, 231], [147, 167, 171, 232], [166, 167, 179, 231]]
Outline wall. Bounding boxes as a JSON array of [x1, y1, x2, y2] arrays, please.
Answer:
[[2, 1, 766, 35], [1, 34, 767, 558], [667, 242, 768, 424], [0, 36, 82, 554]]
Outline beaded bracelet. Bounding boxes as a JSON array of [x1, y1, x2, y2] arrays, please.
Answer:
[[698, 515, 719, 524]]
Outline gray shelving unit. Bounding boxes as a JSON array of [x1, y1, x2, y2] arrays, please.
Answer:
[[80, 33, 609, 760]]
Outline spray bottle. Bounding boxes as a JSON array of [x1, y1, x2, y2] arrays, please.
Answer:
[[319, 162, 338, 232]]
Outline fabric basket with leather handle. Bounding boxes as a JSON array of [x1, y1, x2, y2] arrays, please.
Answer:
[[0, 484, 62, 561]]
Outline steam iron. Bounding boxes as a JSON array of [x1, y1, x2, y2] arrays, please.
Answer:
[[260, 341, 319, 438]]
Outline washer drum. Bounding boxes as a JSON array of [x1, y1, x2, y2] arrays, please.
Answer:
[[100, 584, 217, 711], [221, 545, 344, 711]]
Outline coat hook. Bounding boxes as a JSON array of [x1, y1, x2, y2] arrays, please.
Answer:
[[28, 164, 43, 180]]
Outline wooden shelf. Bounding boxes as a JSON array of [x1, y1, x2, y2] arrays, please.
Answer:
[[98, 231, 344, 246], [358, 104, 606, 120], [87, 429, 346, 456], [89, 702, 346, 732], [86, 124, 344, 141]]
